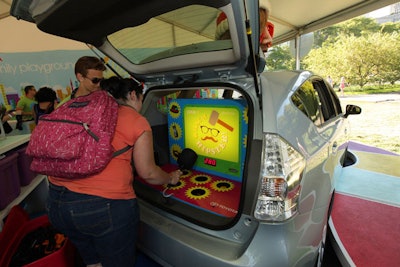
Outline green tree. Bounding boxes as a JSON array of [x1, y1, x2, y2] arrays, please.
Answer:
[[269, 15, 400, 86], [372, 32, 400, 84], [313, 25, 341, 48], [380, 22, 400, 34], [303, 32, 400, 87], [265, 45, 295, 70], [339, 17, 381, 37], [313, 17, 399, 47]]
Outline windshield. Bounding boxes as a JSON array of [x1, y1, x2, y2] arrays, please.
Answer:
[[108, 5, 233, 64]]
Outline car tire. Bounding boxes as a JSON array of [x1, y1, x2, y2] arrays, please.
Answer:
[[315, 223, 327, 267], [315, 192, 335, 267]]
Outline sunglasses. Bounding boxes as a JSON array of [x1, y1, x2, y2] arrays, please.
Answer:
[[85, 77, 104, 84]]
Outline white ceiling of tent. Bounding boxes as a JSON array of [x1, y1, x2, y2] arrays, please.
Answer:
[[0, 0, 398, 45], [0, 0, 11, 19], [268, 0, 398, 45]]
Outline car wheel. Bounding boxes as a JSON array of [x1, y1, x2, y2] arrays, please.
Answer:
[[315, 192, 335, 267], [315, 223, 327, 267]]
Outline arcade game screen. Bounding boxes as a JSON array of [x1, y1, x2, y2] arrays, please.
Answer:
[[136, 93, 248, 218]]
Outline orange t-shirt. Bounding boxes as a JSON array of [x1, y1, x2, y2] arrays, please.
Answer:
[[49, 105, 151, 199]]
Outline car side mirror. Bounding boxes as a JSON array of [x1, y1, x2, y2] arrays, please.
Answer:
[[344, 104, 362, 118]]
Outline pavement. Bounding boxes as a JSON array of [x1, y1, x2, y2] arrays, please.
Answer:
[[340, 93, 400, 102]]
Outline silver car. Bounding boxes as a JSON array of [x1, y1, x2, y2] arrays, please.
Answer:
[[11, 0, 361, 266]]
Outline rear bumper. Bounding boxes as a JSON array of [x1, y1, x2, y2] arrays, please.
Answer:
[[137, 201, 320, 267]]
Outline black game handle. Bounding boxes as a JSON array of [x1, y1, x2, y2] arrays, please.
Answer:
[[164, 148, 198, 196], [177, 148, 198, 171]]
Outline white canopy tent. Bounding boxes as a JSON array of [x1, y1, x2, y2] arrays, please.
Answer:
[[1, 0, 398, 46], [0, 0, 11, 19], [268, 0, 398, 45]]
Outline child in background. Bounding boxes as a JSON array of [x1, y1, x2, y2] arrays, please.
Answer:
[[0, 104, 14, 135], [15, 85, 37, 130], [33, 87, 58, 125]]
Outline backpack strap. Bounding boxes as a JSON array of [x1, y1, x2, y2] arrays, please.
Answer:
[[110, 102, 134, 158], [112, 145, 132, 158]]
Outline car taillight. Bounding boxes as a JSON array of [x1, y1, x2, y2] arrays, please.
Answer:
[[254, 134, 305, 222]]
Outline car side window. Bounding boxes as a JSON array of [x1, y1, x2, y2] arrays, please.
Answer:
[[291, 80, 323, 126], [292, 78, 342, 127], [312, 79, 338, 121], [324, 80, 343, 115]]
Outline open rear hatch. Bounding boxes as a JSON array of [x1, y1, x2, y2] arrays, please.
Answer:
[[11, 0, 263, 84], [11, 0, 263, 229]]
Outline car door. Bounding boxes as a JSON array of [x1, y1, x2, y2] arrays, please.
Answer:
[[311, 78, 347, 184]]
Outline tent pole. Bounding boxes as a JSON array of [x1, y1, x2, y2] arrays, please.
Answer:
[[295, 34, 301, 70]]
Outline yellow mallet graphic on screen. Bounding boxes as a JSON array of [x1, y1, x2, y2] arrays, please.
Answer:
[[209, 110, 234, 132]]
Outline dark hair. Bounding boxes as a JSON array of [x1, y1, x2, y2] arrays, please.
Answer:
[[100, 76, 121, 98], [35, 87, 57, 103], [74, 56, 106, 76], [101, 77, 143, 101], [24, 85, 35, 95]]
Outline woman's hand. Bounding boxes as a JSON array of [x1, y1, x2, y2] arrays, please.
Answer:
[[168, 170, 183, 185]]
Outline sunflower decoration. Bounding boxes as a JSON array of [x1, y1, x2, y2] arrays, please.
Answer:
[[243, 106, 249, 124], [180, 169, 192, 178], [185, 186, 211, 200], [190, 174, 212, 185], [211, 180, 234, 192], [242, 134, 247, 148], [169, 122, 182, 140], [170, 144, 182, 161]]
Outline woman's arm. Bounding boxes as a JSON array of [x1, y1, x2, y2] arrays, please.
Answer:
[[133, 131, 181, 185]]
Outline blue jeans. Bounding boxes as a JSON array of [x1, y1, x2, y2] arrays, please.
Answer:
[[46, 183, 139, 267]]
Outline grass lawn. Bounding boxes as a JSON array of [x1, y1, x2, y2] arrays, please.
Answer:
[[343, 84, 400, 95], [339, 84, 400, 155]]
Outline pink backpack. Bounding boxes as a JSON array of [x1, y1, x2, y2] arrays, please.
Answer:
[[27, 90, 128, 178]]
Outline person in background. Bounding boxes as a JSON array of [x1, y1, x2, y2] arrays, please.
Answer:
[[16, 85, 37, 120], [57, 56, 106, 107], [215, 12, 231, 40], [327, 76, 334, 88], [215, 0, 274, 53], [0, 104, 14, 134], [46, 76, 183, 267], [218, 0, 274, 99], [33, 86, 58, 125], [259, 0, 274, 52], [340, 76, 346, 97], [15, 85, 37, 129]]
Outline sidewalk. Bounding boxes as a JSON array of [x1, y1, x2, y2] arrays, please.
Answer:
[[340, 93, 400, 102]]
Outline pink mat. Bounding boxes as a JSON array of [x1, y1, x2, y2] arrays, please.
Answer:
[[330, 193, 400, 266]]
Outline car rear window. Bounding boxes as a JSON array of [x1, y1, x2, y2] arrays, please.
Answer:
[[107, 5, 233, 64]]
